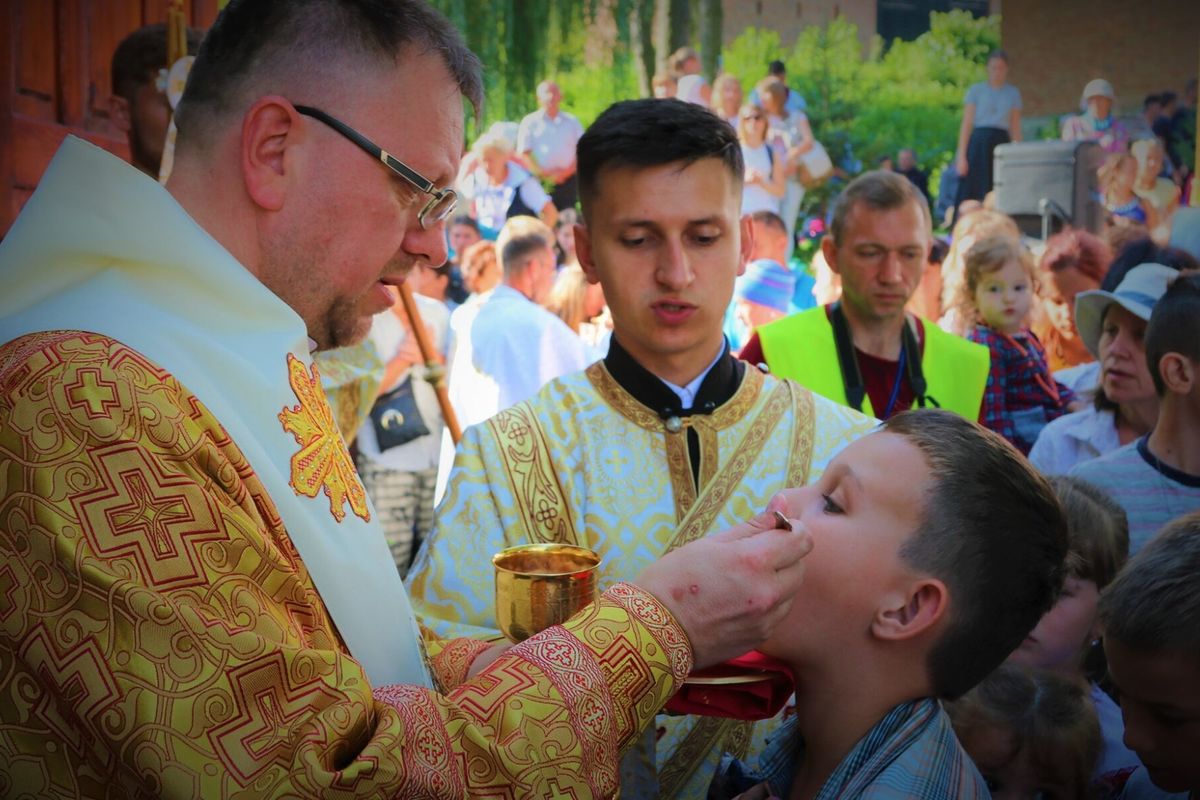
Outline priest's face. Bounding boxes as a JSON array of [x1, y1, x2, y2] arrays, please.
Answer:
[[575, 158, 752, 384], [266, 48, 462, 350]]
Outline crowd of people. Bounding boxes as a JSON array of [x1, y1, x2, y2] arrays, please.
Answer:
[[0, 1, 1198, 798]]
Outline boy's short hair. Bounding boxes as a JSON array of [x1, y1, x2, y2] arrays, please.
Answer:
[[1099, 512, 1200, 657], [1047, 476, 1129, 590], [1146, 273, 1200, 396], [883, 410, 1068, 699], [576, 98, 743, 222], [450, 215, 480, 233], [496, 216, 553, 277]]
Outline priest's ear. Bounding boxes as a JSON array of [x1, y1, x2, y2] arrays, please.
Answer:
[[239, 96, 297, 212], [872, 578, 948, 643]]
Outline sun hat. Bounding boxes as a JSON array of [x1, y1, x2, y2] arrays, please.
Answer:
[[734, 259, 796, 313], [1082, 78, 1115, 102], [1074, 263, 1177, 356]]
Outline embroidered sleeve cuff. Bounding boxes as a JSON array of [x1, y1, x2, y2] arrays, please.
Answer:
[[425, 634, 496, 692]]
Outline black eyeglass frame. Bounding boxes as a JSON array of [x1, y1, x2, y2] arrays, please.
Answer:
[[294, 104, 457, 229]]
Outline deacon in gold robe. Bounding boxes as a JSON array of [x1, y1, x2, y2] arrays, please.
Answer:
[[0, 3, 817, 797], [408, 98, 875, 799]]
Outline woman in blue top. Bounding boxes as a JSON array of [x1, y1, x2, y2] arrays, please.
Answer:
[[954, 51, 1022, 219]]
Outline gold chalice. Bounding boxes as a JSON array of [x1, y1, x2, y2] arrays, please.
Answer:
[[493, 543, 601, 643]]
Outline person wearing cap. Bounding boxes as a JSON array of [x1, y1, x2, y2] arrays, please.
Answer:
[[1070, 273, 1200, 554], [743, 171, 991, 422], [1062, 78, 1132, 154], [1029, 263, 1178, 475], [731, 258, 796, 351]]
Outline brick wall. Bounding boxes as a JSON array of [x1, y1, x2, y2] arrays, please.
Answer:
[[1002, 0, 1200, 118], [721, 0, 877, 52]]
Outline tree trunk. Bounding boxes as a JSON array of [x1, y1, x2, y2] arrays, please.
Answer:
[[697, 0, 721, 81], [653, 0, 691, 73], [631, 0, 656, 96]]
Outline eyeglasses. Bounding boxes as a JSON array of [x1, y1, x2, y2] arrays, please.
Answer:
[[294, 104, 457, 229], [742, 114, 764, 121]]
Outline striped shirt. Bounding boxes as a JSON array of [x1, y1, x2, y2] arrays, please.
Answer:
[[1070, 437, 1200, 555], [707, 699, 989, 799]]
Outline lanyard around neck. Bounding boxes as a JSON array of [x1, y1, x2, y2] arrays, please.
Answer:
[[829, 302, 933, 416]]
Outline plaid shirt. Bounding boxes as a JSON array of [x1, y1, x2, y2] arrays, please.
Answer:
[[970, 325, 1074, 455], [708, 698, 989, 799]]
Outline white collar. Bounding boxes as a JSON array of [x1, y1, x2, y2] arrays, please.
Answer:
[[659, 343, 725, 408]]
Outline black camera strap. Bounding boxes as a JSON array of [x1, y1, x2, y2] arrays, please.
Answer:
[[829, 302, 935, 413]]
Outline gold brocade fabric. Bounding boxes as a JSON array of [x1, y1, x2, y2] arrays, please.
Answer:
[[313, 339, 384, 446], [0, 331, 692, 798]]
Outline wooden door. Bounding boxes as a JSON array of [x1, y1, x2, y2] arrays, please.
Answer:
[[1, 1, 221, 237]]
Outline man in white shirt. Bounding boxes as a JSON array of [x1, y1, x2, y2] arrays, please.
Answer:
[[451, 215, 589, 428], [517, 80, 585, 210]]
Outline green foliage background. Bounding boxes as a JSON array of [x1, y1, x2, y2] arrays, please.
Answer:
[[426, 2, 999, 216], [723, 10, 1000, 212]]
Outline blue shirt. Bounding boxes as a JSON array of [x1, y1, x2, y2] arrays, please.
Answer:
[[965, 81, 1022, 131], [1070, 437, 1200, 555], [707, 699, 989, 799]]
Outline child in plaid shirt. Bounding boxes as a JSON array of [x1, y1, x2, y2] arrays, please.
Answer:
[[959, 235, 1075, 453]]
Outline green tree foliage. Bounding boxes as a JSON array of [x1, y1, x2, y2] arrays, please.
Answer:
[[722, 10, 999, 212]]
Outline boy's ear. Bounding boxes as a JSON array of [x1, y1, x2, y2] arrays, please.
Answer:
[[1158, 352, 1195, 395], [873, 579, 948, 642]]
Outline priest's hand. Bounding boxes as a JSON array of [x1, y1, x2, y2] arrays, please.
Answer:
[[633, 500, 812, 670]]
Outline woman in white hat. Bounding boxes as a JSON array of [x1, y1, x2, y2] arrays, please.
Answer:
[[1029, 262, 1177, 474], [1062, 78, 1132, 154]]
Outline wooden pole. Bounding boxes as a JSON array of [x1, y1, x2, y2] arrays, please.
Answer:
[[397, 283, 463, 445]]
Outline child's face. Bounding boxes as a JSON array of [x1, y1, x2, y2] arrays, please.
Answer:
[[759, 432, 931, 663], [1008, 575, 1099, 674], [960, 728, 1077, 800], [1106, 639, 1200, 793], [974, 259, 1032, 335]]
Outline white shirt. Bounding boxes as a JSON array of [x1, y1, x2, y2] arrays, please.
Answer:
[[740, 142, 781, 215], [676, 74, 708, 106], [356, 295, 450, 472], [517, 108, 584, 173], [660, 345, 724, 408], [1028, 406, 1121, 475], [451, 284, 590, 428]]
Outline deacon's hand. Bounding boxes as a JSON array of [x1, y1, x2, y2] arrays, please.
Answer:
[[633, 497, 812, 669]]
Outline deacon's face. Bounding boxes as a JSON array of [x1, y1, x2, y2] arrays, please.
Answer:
[[273, 49, 461, 349], [575, 158, 751, 381], [1106, 639, 1200, 793]]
